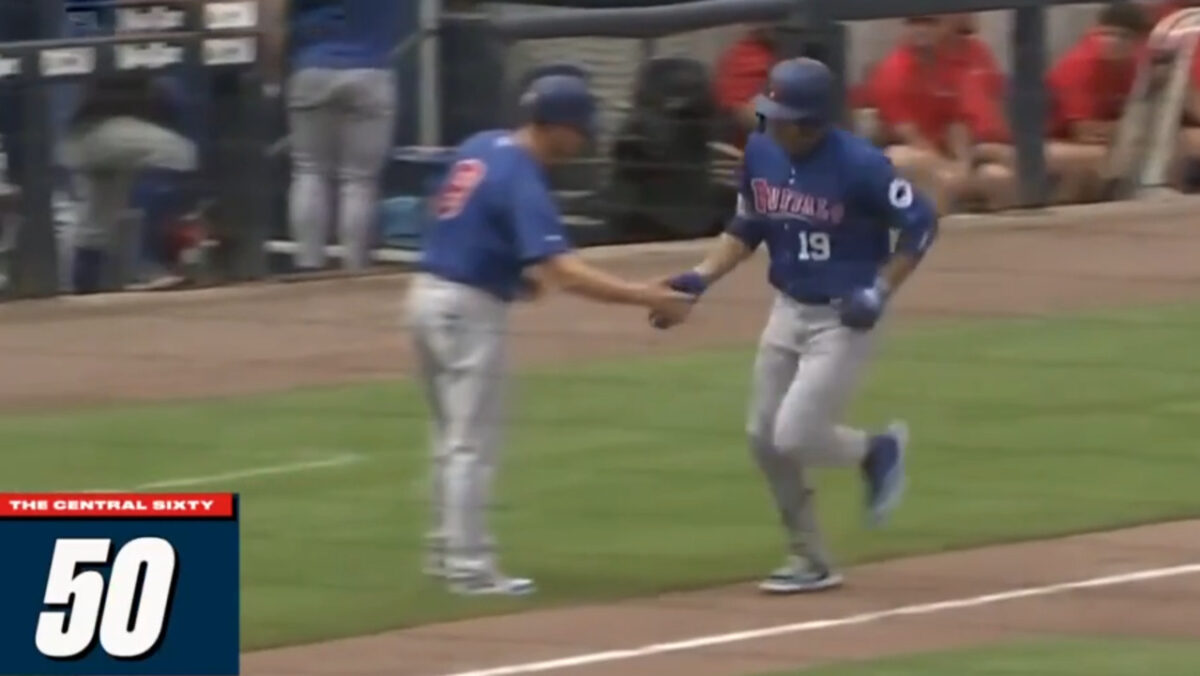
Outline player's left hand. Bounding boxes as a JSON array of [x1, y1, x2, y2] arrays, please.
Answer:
[[837, 282, 890, 331]]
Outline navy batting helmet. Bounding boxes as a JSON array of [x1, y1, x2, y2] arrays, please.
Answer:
[[754, 58, 834, 125], [520, 73, 597, 139]]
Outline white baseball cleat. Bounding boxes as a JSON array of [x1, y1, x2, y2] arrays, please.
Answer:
[[759, 556, 844, 595], [448, 571, 537, 597]]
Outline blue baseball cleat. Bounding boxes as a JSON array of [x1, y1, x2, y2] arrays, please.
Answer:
[[862, 420, 908, 527]]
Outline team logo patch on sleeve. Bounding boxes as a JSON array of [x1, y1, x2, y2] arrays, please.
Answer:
[[888, 179, 914, 209]]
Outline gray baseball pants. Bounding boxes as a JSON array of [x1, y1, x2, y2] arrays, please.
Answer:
[[287, 68, 397, 272], [747, 295, 878, 571], [405, 274, 508, 573], [57, 116, 197, 288]]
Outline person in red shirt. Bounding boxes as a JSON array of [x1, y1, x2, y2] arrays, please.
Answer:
[[863, 16, 999, 214], [1043, 3, 1150, 199], [948, 12, 1111, 206], [940, 13, 1023, 209], [1049, 3, 1148, 144], [943, 13, 1006, 98], [714, 26, 776, 146]]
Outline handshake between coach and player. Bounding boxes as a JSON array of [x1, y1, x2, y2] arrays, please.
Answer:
[[410, 59, 939, 597]]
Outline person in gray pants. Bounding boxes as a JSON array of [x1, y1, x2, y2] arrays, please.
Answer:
[[286, 0, 404, 272], [58, 74, 197, 293]]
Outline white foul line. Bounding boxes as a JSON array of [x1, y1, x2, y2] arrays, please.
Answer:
[[87, 453, 365, 492], [442, 562, 1200, 676]]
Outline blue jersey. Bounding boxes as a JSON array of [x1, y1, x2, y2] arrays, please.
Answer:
[[728, 129, 937, 303], [291, 0, 404, 70], [419, 130, 572, 302]]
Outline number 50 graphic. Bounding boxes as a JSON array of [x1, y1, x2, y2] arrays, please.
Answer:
[[36, 538, 178, 660]]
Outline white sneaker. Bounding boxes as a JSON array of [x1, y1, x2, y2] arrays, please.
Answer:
[[758, 556, 844, 595], [448, 571, 536, 596]]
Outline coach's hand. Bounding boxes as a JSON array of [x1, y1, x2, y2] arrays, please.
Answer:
[[643, 285, 696, 329], [648, 271, 706, 329], [838, 281, 890, 331]]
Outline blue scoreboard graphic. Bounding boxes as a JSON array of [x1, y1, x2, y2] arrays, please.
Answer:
[[0, 493, 239, 675]]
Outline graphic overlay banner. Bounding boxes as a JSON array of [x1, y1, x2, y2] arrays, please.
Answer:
[[0, 493, 239, 675]]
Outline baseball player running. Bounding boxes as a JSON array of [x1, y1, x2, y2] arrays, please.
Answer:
[[407, 73, 696, 596], [654, 58, 939, 594]]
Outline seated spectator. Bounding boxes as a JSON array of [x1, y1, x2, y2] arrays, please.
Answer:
[[1047, 2, 1150, 173], [941, 13, 1020, 209], [58, 0, 197, 289], [713, 25, 776, 147], [951, 13, 1112, 206], [58, 74, 197, 294], [863, 16, 999, 214]]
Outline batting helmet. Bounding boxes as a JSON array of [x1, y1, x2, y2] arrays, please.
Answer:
[[520, 73, 598, 139], [754, 58, 835, 125]]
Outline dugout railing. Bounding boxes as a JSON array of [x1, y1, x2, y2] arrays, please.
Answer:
[[0, 0, 268, 300]]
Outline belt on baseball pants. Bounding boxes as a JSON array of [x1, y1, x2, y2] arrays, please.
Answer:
[[786, 292, 834, 306]]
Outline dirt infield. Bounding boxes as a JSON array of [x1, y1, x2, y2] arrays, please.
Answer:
[[4, 198, 1200, 674], [243, 521, 1200, 676]]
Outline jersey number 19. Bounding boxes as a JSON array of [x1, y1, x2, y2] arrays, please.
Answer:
[[796, 231, 831, 261]]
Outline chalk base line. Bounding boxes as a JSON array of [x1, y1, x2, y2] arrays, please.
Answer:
[[441, 562, 1200, 676], [83, 452, 365, 492]]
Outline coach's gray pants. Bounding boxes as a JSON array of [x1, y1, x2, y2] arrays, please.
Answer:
[[746, 295, 878, 569], [287, 68, 396, 272], [405, 274, 507, 573], [57, 117, 197, 287]]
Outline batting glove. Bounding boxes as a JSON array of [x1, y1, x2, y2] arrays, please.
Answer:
[[665, 271, 708, 296], [838, 279, 890, 331]]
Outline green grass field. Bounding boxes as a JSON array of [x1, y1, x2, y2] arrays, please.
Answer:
[[765, 638, 1200, 675], [4, 304, 1200, 649]]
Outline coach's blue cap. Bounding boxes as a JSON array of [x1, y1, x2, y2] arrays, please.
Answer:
[[520, 73, 598, 139]]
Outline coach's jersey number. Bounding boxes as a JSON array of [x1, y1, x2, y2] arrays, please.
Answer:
[[35, 537, 178, 660], [434, 159, 487, 220], [796, 231, 831, 262]]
